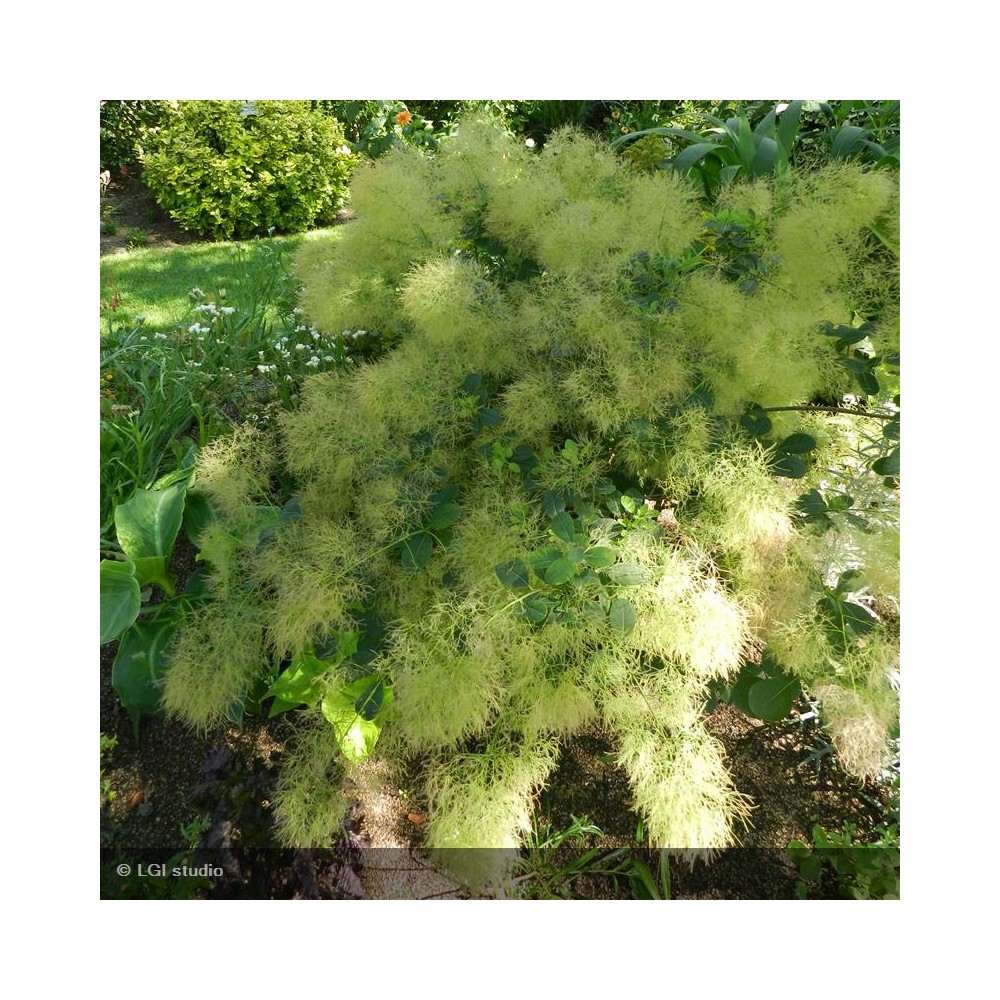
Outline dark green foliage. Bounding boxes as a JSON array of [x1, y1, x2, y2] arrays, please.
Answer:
[[100, 99, 172, 171], [613, 100, 899, 201], [139, 101, 357, 239], [788, 822, 900, 899], [316, 100, 459, 157]]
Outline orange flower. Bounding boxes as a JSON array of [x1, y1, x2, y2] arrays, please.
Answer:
[[395, 110, 412, 126]]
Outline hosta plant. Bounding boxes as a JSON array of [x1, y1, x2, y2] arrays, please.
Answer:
[[162, 115, 900, 886]]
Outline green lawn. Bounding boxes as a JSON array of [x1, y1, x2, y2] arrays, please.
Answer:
[[100, 228, 339, 334]]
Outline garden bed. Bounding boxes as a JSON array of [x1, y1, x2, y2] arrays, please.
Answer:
[[100, 105, 899, 900]]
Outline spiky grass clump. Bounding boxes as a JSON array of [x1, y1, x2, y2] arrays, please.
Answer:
[[167, 114, 899, 861]]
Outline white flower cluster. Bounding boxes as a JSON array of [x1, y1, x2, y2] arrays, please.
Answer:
[[194, 301, 235, 318]]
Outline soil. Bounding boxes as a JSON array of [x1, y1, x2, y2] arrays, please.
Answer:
[[99, 178, 896, 900], [100, 173, 200, 256]]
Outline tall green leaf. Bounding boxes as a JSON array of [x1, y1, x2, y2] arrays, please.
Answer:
[[100, 558, 140, 644], [114, 478, 189, 594], [112, 619, 177, 739]]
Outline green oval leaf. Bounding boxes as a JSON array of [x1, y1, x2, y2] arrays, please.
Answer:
[[495, 558, 530, 589], [265, 650, 330, 715], [426, 501, 461, 532], [515, 594, 550, 623], [872, 448, 899, 477], [400, 531, 434, 571], [728, 670, 758, 715], [583, 546, 616, 569], [544, 557, 577, 586], [550, 510, 576, 543], [527, 548, 561, 575], [100, 559, 140, 644], [604, 563, 648, 586], [112, 619, 176, 739], [740, 405, 772, 438], [114, 479, 188, 564], [608, 598, 637, 635], [543, 490, 566, 518], [772, 454, 807, 478], [321, 677, 392, 763], [748, 675, 800, 722], [779, 433, 817, 454]]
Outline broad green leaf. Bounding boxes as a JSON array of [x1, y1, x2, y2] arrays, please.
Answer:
[[249, 497, 302, 555], [883, 418, 900, 441], [835, 327, 874, 347], [115, 479, 187, 564], [827, 493, 853, 512], [100, 558, 140, 644], [528, 548, 561, 575], [840, 601, 879, 636], [400, 531, 434, 571], [832, 124, 870, 158], [796, 489, 828, 518], [610, 126, 704, 148], [833, 569, 864, 595], [673, 142, 726, 174], [751, 136, 778, 176], [819, 595, 879, 645], [583, 546, 617, 569], [775, 100, 803, 160], [183, 489, 217, 546], [778, 433, 818, 454], [608, 598, 637, 635], [736, 115, 755, 169], [495, 558, 530, 589], [740, 405, 772, 438], [543, 490, 566, 518], [619, 493, 640, 514], [550, 510, 576, 544], [797, 853, 823, 883], [728, 670, 758, 715], [131, 555, 173, 596], [772, 454, 807, 479], [321, 677, 392, 763], [872, 448, 900, 477], [849, 365, 880, 396], [151, 464, 194, 491], [604, 563, 648, 586], [265, 651, 329, 715], [475, 407, 501, 429], [753, 109, 777, 139], [515, 594, 550, 623], [426, 501, 461, 532], [544, 558, 577, 586], [748, 675, 800, 722], [432, 483, 460, 505], [112, 619, 176, 739], [718, 164, 742, 186]]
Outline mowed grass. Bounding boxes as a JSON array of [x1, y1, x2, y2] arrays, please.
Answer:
[[100, 228, 341, 334]]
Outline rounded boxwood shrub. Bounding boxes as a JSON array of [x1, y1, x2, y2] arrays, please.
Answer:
[[139, 100, 358, 240]]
